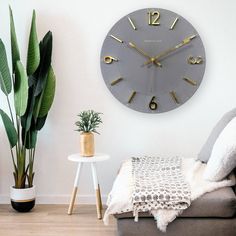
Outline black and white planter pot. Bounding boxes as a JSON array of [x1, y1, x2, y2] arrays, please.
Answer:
[[10, 186, 36, 212]]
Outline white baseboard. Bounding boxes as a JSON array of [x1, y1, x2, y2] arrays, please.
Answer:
[[0, 194, 108, 205]]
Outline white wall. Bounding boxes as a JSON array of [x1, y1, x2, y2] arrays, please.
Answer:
[[0, 0, 236, 204]]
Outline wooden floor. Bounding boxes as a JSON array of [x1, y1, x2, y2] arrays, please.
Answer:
[[0, 205, 117, 236]]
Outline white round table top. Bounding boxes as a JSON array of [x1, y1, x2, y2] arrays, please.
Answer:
[[68, 153, 110, 163]]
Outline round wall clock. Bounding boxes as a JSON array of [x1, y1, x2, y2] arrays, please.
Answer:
[[100, 8, 206, 113]]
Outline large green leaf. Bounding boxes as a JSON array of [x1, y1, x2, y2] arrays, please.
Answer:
[[14, 61, 28, 116], [36, 114, 47, 130], [38, 31, 52, 78], [22, 76, 36, 131], [38, 66, 55, 118], [21, 124, 38, 149], [26, 129, 37, 149], [9, 6, 20, 73], [26, 10, 40, 75], [0, 40, 12, 95], [0, 109, 17, 148], [35, 31, 52, 96], [21, 87, 35, 132], [0, 72, 8, 95]]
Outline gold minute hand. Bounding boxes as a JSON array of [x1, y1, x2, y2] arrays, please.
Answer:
[[143, 34, 197, 66], [128, 42, 162, 67]]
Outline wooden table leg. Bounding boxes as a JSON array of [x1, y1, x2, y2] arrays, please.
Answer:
[[68, 163, 83, 215], [68, 187, 78, 215], [97, 184, 103, 210], [91, 163, 102, 219]]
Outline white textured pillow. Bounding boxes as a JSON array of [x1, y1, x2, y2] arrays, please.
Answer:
[[204, 117, 236, 181]]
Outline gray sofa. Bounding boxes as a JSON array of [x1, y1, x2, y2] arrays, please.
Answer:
[[115, 109, 236, 235], [115, 171, 236, 236]]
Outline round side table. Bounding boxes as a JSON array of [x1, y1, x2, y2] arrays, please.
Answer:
[[67, 153, 110, 219]]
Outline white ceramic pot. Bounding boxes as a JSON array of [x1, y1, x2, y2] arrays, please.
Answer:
[[10, 185, 36, 212]]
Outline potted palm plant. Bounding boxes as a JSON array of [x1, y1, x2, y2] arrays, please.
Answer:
[[0, 7, 56, 212], [75, 110, 102, 157]]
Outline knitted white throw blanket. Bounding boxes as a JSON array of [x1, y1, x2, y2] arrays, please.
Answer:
[[103, 158, 235, 232], [132, 157, 191, 221]]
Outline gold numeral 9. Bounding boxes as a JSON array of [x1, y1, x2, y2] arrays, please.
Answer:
[[149, 96, 158, 110], [148, 11, 160, 26], [103, 56, 118, 64]]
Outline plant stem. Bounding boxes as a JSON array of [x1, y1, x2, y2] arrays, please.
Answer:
[[10, 148, 17, 174], [16, 115, 21, 148], [5, 95, 19, 187], [28, 148, 33, 187], [6, 94, 20, 158], [32, 147, 36, 163], [6, 95, 14, 123]]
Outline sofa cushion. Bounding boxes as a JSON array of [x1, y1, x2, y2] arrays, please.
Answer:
[[114, 187, 236, 219], [182, 187, 236, 217], [204, 118, 236, 181], [198, 108, 236, 163]]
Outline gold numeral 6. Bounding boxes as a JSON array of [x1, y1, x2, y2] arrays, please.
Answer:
[[148, 11, 160, 26], [149, 96, 158, 110]]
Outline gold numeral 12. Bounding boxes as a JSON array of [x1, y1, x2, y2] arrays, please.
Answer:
[[148, 11, 160, 26]]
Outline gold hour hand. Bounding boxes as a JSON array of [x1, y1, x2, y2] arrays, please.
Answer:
[[128, 42, 162, 67], [144, 34, 197, 66]]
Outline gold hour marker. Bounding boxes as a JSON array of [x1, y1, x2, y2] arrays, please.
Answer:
[[170, 91, 180, 104], [127, 17, 137, 30], [183, 77, 197, 86], [170, 17, 179, 30], [128, 91, 136, 103], [110, 77, 123, 86], [109, 34, 123, 43]]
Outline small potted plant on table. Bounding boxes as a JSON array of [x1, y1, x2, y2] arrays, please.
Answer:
[[75, 110, 102, 157]]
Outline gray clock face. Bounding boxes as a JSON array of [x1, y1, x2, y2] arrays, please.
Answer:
[[100, 8, 206, 113]]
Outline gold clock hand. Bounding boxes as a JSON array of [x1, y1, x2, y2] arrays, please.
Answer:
[[144, 34, 197, 66], [128, 42, 162, 67]]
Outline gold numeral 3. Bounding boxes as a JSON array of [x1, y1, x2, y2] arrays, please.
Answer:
[[148, 11, 160, 26], [187, 56, 203, 65]]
